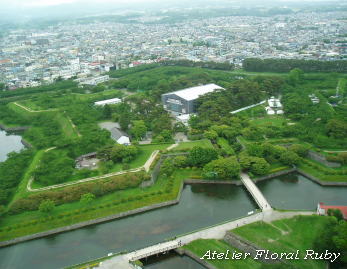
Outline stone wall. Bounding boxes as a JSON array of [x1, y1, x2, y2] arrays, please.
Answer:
[[175, 248, 216, 269], [0, 184, 185, 248], [297, 169, 347, 186], [307, 150, 341, 168], [0, 123, 30, 132], [223, 231, 281, 264], [252, 168, 296, 183], [184, 179, 242, 186]]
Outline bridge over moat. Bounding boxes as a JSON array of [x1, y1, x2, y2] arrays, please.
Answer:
[[95, 173, 306, 269]]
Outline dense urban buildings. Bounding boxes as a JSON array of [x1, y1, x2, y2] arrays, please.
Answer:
[[0, 10, 346, 89]]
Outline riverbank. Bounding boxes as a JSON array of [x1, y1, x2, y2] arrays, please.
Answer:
[[0, 123, 30, 132], [0, 184, 184, 248]]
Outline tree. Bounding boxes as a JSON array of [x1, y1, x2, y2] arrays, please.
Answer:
[[173, 156, 187, 168], [327, 209, 343, 221], [204, 157, 240, 180], [130, 120, 147, 140], [39, 199, 55, 213], [103, 105, 112, 119], [187, 147, 218, 167], [161, 159, 175, 176], [119, 113, 130, 131], [204, 130, 218, 141], [80, 193, 95, 204], [288, 68, 304, 86], [280, 150, 300, 166], [326, 119, 347, 139], [250, 157, 270, 176], [289, 144, 309, 157], [246, 143, 265, 157]]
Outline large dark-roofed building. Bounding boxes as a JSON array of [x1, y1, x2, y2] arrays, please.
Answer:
[[161, 83, 224, 114]]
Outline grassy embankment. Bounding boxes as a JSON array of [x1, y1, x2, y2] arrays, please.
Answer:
[[233, 215, 329, 269], [183, 239, 263, 269], [184, 215, 330, 269], [0, 167, 201, 242]]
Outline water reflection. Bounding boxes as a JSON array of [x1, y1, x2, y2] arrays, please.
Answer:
[[143, 251, 205, 269]]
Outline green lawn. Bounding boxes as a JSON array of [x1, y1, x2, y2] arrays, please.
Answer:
[[183, 239, 263, 269], [73, 89, 122, 102], [298, 162, 347, 182], [251, 116, 289, 128], [174, 139, 214, 151], [109, 143, 172, 172], [233, 215, 330, 269], [55, 113, 79, 139], [0, 168, 200, 242]]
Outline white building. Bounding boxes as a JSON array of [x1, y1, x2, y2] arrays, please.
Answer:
[[80, 75, 110, 86], [162, 83, 224, 114], [94, 98, 122, 106], [176, 114, 192, 126]]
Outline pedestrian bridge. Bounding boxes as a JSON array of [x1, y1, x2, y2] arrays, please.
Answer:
[[240, 173, 272, 211], [127, 240, 182, 262]]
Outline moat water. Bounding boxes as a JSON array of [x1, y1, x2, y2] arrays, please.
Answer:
[[0, 174, 346, 269], [0, 130, 24, 162]]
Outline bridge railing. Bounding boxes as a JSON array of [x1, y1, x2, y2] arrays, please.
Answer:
[[129, 241, 182, 261]]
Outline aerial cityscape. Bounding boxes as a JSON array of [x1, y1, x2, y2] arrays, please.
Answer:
[[0, 0, 346, 269]]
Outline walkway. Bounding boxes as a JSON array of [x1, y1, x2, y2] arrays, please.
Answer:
[[27, 150, 162, 192], [240, 173, 272, 211], [13, 102, 58, 113], [97, 210, 314, 269]]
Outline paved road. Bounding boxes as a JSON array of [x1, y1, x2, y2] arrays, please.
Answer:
[[97, 210, 314, 268], [240, 173, 272, 211]]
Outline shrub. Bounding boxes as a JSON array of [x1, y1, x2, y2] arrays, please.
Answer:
[[39, 199, 55, 213]]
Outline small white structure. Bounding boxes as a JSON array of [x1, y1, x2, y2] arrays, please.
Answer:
[[176, 114, 191, 126], [265, 106, 275, 115], [80, 75, 110, 86], [268, 96, 282, 109], [117, 135, 131, 145], [309, 94, 320, 104], [266, 97, 283, 115], [110, 127, 131, 145], [94, 98, 122, 106]]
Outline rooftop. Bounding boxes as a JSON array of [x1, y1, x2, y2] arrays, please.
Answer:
[[163, 83, 224, 101]]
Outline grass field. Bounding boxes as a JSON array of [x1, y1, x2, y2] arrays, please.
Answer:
[[250, 116, 289, 127], [233, 215, 330, 269], [298, 162, 347, 182], [174, 139, 214, 151], [183, 239, 263, 269], [55, 113, 80, 139], [109, 143, 172, 172], [0, 168, 200, 242], [217, 137, 235, 155]]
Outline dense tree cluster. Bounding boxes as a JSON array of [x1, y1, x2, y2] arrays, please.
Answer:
[[9, 172, 149, 214], [314, 218, 347, 268], [0, 150, 34, 206], [161, 60, 234, 71], [243, 58, 347, 73], [204, 157, 240, 180]]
